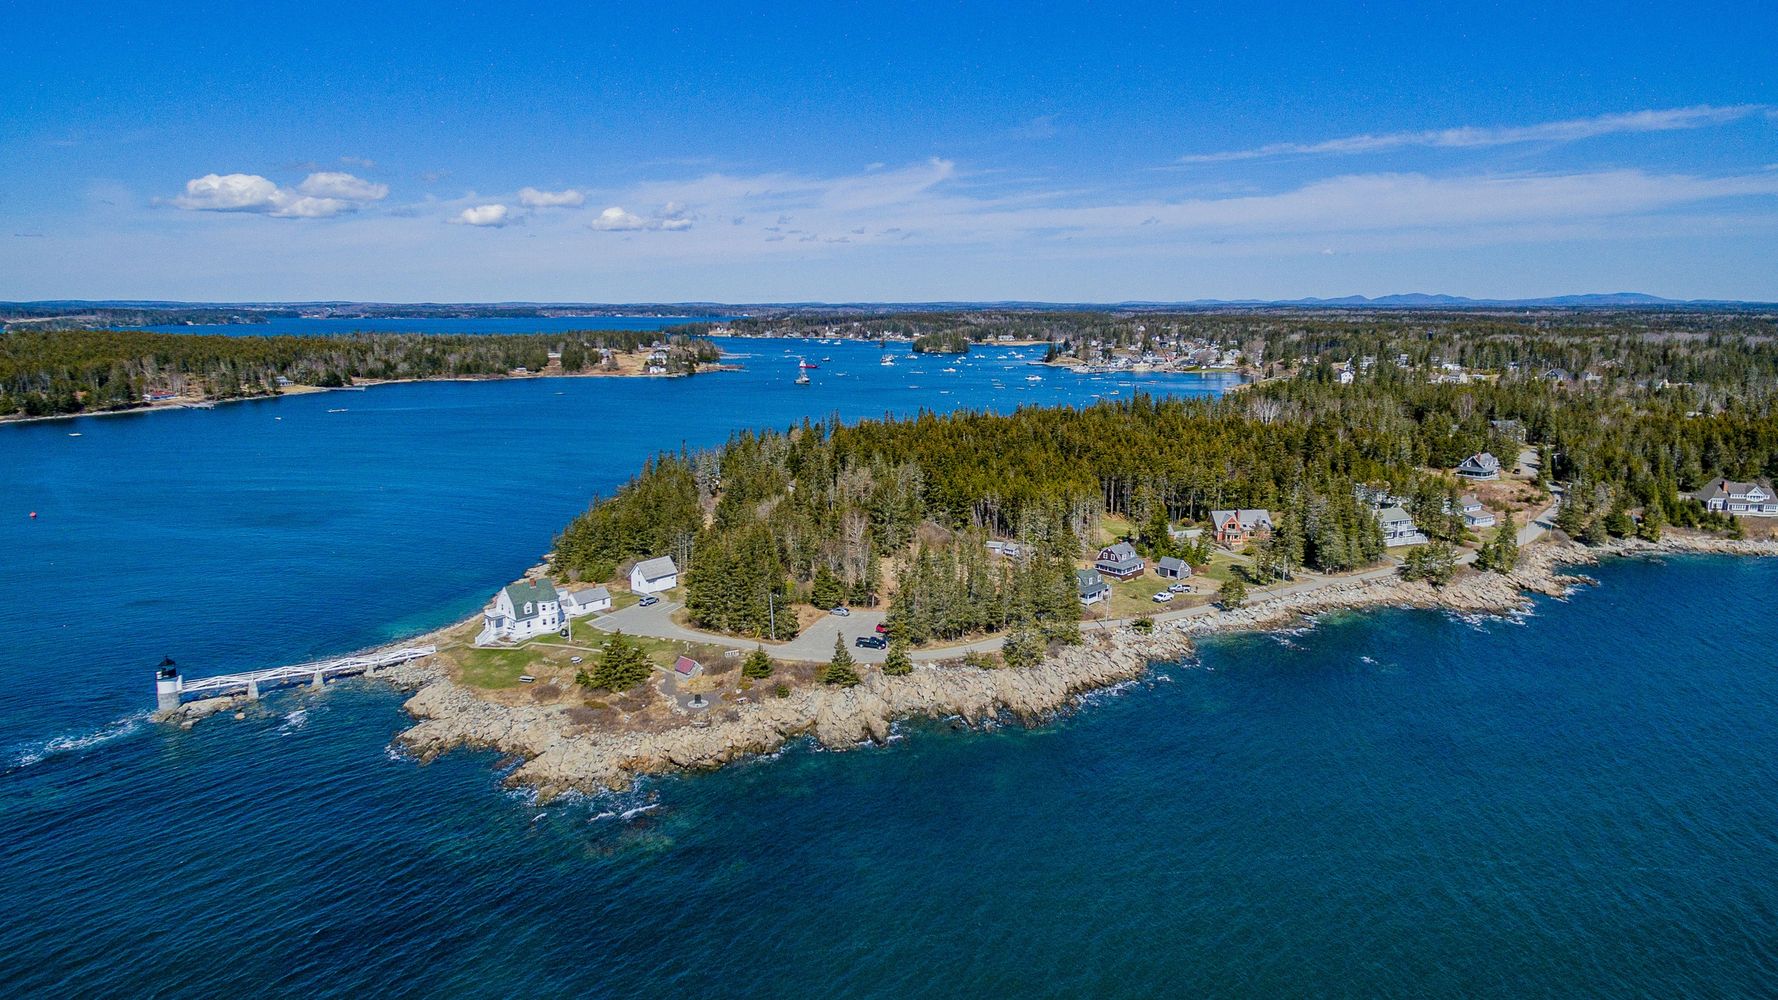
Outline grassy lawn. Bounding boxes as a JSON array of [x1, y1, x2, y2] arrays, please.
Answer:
[[1094, 513, 1136, 547], [451, 626, 735, 692], [454, 643, 575, 689], [1193, 551, 1248, 583], [1082, 569, 1211, 620]]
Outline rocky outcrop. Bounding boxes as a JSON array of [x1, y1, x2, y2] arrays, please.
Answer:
[[155, 695, 246, 728], [396, 629, 1191, 799]]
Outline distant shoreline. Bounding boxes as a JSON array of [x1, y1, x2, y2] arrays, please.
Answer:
[[0, 364, 741, 428]]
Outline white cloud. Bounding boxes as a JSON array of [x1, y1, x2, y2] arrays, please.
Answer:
[[589, 206, 649, 231], [587, 203, 694, 232], [654, 202, 694, 230], [171, 171, 386, 219], [298, 171, 389, 202], [275, 196, 353, 219], [456, 204, 511, 227], [172, 173, 285, 213], [1179, 104, 1772, 163], [517, 186, 585, 208]]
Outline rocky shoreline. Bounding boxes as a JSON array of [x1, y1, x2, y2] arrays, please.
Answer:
[[373, 531, 1774, 799], [390, 631, 1191, 799]]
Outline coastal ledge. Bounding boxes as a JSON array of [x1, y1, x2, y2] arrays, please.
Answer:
[[376, 530, 1778, 800]]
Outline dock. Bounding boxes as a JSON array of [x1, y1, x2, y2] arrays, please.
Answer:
[[154, 646, 436, 713]]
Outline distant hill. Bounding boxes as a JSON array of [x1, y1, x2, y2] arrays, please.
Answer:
[[3, 292, 1773, 324]]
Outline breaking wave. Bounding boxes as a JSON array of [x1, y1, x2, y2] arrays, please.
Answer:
[[11, 711, 152, 769]]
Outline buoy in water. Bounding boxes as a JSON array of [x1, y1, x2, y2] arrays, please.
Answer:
[[29, 511, 37, 519]]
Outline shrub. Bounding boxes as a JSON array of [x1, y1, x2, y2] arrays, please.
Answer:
[[742, 646, 775, 679]]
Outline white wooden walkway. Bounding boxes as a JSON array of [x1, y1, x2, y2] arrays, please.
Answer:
[[157, 645, 436, 709]]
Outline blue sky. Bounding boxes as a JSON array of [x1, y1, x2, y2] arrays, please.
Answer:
[[4, 1, 1776, 302]]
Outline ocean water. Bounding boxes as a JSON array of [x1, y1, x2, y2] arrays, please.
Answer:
[[5, 346, 1777, 996]]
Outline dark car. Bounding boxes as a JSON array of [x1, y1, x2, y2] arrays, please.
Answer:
[[854, 635, 887, 649]]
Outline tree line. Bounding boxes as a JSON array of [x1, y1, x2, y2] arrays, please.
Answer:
[[0, 328, 721, 417]]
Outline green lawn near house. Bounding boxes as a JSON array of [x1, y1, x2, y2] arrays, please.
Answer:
[[1094, 513, 1137, 547]]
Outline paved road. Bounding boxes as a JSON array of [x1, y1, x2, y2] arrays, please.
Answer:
[[587, 487, 1564, 664], [593, 600, 901, 663]]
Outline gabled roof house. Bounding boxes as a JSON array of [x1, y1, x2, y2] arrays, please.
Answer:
[[1095, 542, 1145, 580], [1694, 478, 1778, 516], [1455, 452, 1501, 481], [1209, 509, 1273, 546]]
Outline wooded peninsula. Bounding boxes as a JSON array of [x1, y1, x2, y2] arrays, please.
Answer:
[[0, 328, 723, 418], [550, 307, 1778, 676]]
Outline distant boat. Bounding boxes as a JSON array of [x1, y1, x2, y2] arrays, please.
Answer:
[[328, 408, 348, 413], [799, 358, 819, 369], [67, 432, 81, 437], [795, 366, 811, 385], [880, 355, 896, 366], [1026, 375, 1043, 382], [821, 356, 833, 362], [942, 367, 957, 373]]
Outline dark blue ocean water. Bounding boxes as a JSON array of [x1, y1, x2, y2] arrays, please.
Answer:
[[4, 343, 1777, 996], [135, 315, 717, 336]]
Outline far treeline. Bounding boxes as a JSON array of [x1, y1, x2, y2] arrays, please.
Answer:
[[0, 329, 722, 417], [693, 307, 1778, 381], [552, 331, 1778, 663]]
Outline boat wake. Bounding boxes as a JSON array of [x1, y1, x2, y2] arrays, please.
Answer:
[[11, 711, 152, 769]]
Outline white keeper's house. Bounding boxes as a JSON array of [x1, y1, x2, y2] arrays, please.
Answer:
[[476, 578, 612, 646], [630, 555, 679, 594]]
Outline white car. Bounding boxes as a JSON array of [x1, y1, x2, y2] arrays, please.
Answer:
[[831, 606, 851, 617], [1151, 591, 1174, 603]]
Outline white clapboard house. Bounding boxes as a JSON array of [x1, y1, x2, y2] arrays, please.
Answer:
[[476, 578, 612, 646]]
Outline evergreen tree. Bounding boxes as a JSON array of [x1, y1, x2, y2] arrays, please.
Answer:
[[1578, 515, 1609, 547], [822, 635, 861, 686], [883, 636, 913, 676], [742, 645, 775, 679], [1476, 515, 1519, 574], [1220, 576, 1247, 609], [1401, 541, 1459, 586], [811, 564, 846, 608], [582, 631, 652, 691], [1001, 627, 1045, 669], [1636, 503, 1664, 541]]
